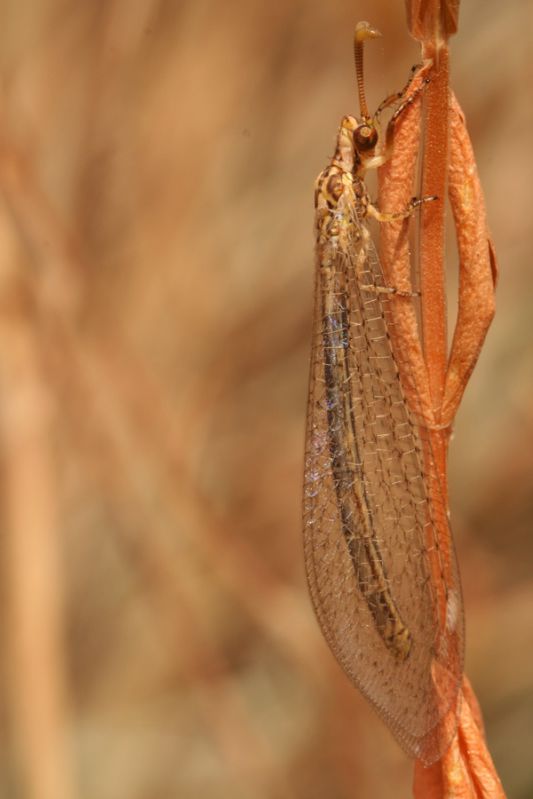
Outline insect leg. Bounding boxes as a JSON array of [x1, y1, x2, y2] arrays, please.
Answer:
[[367, 194, 437, 224], [372, 63, 423, 121]]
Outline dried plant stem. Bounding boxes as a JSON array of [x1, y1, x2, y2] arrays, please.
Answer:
[[0, 137, 320, 686], [43, 321, 296, 799], [418, 46, 449, 472], [0, 243, 75, 798], [0, 132, 306, 799]]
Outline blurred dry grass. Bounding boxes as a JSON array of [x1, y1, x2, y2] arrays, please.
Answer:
[[0, 1, 531, 798]]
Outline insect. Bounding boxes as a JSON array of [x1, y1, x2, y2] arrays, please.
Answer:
[[303, 21, 464, 765]]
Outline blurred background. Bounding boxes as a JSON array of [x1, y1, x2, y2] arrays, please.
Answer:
[[0, 1, 531, 798]]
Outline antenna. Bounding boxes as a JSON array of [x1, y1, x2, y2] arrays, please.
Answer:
[[354, 21, 382, 121]]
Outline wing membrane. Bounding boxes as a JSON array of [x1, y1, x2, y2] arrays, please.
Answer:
[[304, 182, 464, 764]]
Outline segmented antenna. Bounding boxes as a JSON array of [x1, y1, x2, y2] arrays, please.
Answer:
[[354, 21, 382, 122]]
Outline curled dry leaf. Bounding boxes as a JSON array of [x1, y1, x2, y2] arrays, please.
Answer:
[[378, 63, 434, 429], [413, 677, 506, 799], [379, 14, 505, 799], [442, 93, 498, 426], [406, 0, 461, 44]]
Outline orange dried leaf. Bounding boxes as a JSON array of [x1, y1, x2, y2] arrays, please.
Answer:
[[378, 64, 435, 427], [441, 93, 497, 426], [406, 0, 461, 44], [413, 677, 507, 798], [380, 11, 505, 796]]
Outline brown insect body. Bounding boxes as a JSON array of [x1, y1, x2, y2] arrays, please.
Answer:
[[304, 28, 464, 765], [314, 116, 413, 662]]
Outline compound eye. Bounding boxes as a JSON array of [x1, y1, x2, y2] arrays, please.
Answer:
[[354, 124, 378, 151]]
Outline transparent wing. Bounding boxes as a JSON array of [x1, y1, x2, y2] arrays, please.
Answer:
[[303, 190, 464, 764]]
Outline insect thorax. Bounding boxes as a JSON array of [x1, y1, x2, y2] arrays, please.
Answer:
[[314, 169, 368, 253]]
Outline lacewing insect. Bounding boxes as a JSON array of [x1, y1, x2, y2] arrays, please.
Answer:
[[303, 21, 464, 765]]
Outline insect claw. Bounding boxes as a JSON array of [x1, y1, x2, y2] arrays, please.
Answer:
[[409, 195, 438, 211]]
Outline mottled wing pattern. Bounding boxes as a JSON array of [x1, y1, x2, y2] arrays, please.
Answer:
[[303, 187, 464, 764]]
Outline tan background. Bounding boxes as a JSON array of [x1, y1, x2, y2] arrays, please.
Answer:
[[0, 1, 531, 798]]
